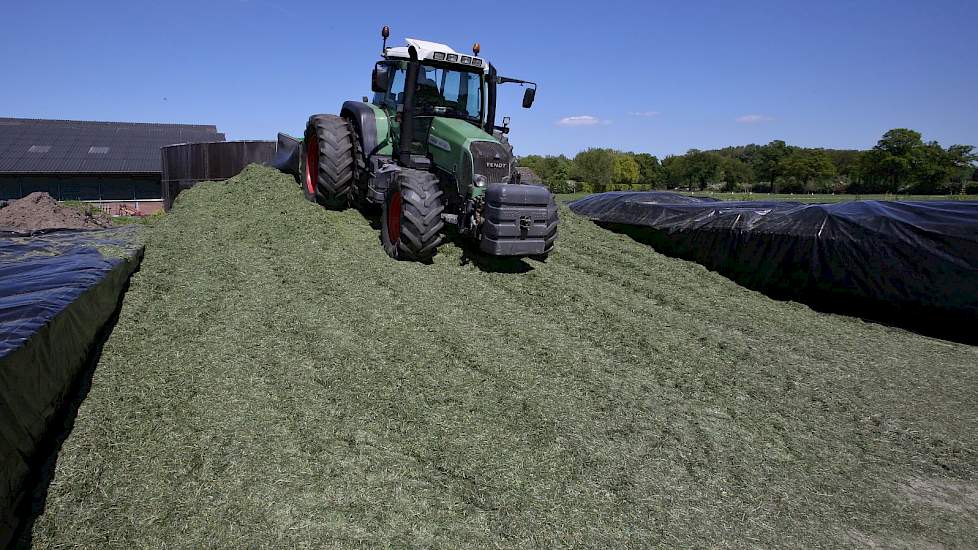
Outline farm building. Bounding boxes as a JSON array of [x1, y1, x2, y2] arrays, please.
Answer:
[[0, 117, 224, 215]]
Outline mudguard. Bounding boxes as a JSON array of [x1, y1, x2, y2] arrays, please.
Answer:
[[341, 101, 382, 158]]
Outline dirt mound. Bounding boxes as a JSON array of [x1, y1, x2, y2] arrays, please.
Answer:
[[0, 192, 113, 231]]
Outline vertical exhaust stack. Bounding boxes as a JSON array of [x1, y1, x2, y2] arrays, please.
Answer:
[[398, 45, 420, 167], [485, 64, 498, 135]]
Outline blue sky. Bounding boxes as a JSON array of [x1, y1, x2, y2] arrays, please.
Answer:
[[2, 0, 975, 157]]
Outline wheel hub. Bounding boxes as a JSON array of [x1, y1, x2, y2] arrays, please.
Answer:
[[387, 191, 402, 243], [304, 134, 318, 196]]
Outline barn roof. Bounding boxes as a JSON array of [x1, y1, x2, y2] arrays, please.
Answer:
[[0, 117, 225, 174]]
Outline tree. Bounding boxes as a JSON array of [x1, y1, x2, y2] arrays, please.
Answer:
[[632, 153, 664, 188], [852, 131, 921, 192], [542, 155, 573, 192], [853, 149, 896, 192], [662, 155, 688, 189], [612, 154, 640, 185], [909, 142, 955, 193], [946, 144, 978, 193], [849, 129, 973, 193], [877, 128, 924, 157], [776, 149, 837, 192], [573, 148, 616, 191], [751, 140, 791, 182], [683, 149, 723, 190], [719, 157, 753, 191], [518, 155, 547, 181], [824, 149, 862, 177], [521, 129, 974, 197], [520, 154, 576, 192], [545, 155, 573, 186]]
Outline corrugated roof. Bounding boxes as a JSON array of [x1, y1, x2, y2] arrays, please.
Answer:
[[0, 117, 225, 174]]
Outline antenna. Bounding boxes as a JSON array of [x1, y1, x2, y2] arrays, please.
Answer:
[[381, 26, 390, 55]]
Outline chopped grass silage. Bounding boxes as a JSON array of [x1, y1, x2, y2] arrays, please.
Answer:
[[31, 165, 978, 548]]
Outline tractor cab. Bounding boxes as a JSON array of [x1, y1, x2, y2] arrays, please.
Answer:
[[371, 36, 536, 176], [372, 40, 486, 129]]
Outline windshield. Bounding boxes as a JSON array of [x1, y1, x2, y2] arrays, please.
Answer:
[[415, 64, 483, 121]]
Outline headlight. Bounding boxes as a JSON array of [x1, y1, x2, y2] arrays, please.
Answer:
[[461, 56, 471, 65], [446, 53, 458, 62], [470, 58, 483, 67], [433, 52, 446, 61], [473, 174, 487, 188]]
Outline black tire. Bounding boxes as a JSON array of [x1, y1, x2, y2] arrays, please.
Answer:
[[346, 120, 374, 212], [381, 169, 444, 261], [304, 114, 355, 209]]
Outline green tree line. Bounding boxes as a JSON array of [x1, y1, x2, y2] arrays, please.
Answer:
[[519, 128, 978, 195]]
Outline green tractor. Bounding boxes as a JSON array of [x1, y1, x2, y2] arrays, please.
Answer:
[[279, 27, 558, 262]]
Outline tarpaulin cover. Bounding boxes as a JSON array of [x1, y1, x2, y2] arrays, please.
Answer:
[[570, 192, 978, 342], [0, 227, 143, 545], [272, 132, 301, 178]]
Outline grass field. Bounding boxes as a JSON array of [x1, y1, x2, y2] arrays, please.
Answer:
[[557, 191, 977, 204], [30, 165, 978, 548]]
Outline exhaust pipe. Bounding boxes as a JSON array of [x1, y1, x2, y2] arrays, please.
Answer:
[[484, 63, 497, 135], [399, 45, 420, 167]]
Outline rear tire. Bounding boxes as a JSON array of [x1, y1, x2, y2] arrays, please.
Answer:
[[304, 114, 355, 209], [381, 169, 444, 261], [347, 121, 374, 212]]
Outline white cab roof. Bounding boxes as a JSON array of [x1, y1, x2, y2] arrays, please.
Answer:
[[385, 38, 489, 73]]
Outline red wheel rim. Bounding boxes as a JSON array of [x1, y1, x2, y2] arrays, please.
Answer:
[[305, 133, 318, 195], [387, 191, 402, 243]]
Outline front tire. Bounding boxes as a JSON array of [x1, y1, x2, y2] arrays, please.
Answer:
[[381, 169, 444, 261], [304, 114, 355, 209]]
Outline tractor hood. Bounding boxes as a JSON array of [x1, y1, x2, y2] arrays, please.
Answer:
[[429, 116, 497, 145], [426, 117, 513, 192]]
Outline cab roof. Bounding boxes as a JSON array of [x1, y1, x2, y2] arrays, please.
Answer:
[[384, 38, 490, 73]]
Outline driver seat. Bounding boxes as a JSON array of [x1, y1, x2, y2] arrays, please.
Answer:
[[416, 77, 440, 106]]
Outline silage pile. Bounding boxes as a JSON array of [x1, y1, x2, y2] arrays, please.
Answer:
[[0, 192, 113, 231], [26, 165, 978, 549]]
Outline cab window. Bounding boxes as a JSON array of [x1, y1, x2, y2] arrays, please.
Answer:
[[373, 62, 406, 111]]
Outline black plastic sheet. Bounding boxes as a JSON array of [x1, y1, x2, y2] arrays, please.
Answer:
[[0, 227, 143, 545], [272, 132, 301, 178], [570, 192, 978, 343]]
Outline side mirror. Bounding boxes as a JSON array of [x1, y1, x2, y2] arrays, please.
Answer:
[[372, 63, 389, 94], [522, 87, 535, 108]]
